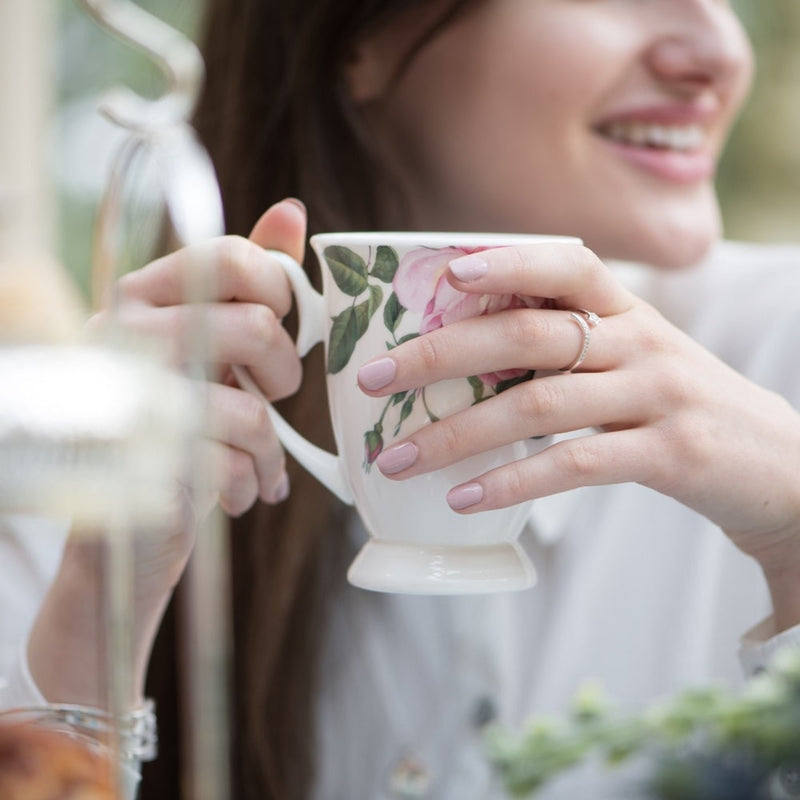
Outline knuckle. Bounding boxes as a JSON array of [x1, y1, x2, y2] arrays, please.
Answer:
[[240, 393, 271, 440], [217, 235, 258, 287], [416, 333, 445, 373], [437, 418, 466, 457], [242, 303, 278, 344], [500, 308, 549, 348], [517, 379, 562, 421], [498, 465, 528, 504], [506, 246, 530, 279], [635, 321, 674, 359], [556, 439, 601, 480]]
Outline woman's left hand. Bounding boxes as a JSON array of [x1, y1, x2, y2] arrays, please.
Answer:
[[356, 243, 800, 619]]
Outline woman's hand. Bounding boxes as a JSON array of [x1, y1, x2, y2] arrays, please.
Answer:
[[111, 198, 306, 519], [28, 198, 307, 706], [356, 243, 800, 626]]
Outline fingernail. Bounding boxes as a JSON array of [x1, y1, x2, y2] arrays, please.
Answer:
[[447, 482, 484, 510], [376, 442, 418, 475], [284, 197, 306, 214], [450, 254, 488, 282], [358, 357, 396, 391], [273, 473, 290, 503]]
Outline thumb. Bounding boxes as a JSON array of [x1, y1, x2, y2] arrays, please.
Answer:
[[248, 198, 307, 264]]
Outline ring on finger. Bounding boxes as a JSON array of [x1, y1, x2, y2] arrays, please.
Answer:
[[559, 308, 601, 373]]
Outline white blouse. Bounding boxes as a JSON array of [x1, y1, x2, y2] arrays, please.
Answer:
[[2, 240, 800, 799]]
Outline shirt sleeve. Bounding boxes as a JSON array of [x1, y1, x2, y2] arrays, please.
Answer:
[[738, 616, 800, 676], [0, 514, 68, 708], [0, 635, 47, 709]]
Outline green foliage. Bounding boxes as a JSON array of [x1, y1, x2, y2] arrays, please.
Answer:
[[324, 246, 369, 297], [324, 245, 398, 374], [487, 648, 800, 799], [370, 245, 400, 283]]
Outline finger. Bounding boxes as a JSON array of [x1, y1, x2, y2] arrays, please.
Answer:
[[248, 197, 307, 264], [444, 428, 660, 513], [200, 438, 259, 517], [447, 242, 636, 317], [206, 382, 290, 505], [114, 302, 302, 400], [357, 308, 617, 395], [374, 371, 643, 477], [118, 235, 294, 315]]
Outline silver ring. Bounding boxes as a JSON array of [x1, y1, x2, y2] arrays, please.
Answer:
[[559, 309, 601, 372]]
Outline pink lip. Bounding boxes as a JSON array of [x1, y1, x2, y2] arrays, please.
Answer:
[[597, 137, 715, 183], [593, 102, 718, 184], [594, 101, 718, 127]]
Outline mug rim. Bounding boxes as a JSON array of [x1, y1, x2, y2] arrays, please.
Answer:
[[310, 231, 581, 248]]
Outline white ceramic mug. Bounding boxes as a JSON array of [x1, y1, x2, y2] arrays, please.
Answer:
[[234, 232, 578, 594]]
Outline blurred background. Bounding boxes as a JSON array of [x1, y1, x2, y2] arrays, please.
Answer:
[[1, 0, 798, 302]]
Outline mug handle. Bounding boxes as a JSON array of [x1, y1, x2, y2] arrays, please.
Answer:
[[230, 249, 355, 505]]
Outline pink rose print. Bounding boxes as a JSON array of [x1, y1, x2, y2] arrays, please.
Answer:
[[393, 247, 548, 387], [322, 242, 550, 476]]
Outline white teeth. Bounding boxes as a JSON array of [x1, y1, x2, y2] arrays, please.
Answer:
[[603, 122, 704, 151]]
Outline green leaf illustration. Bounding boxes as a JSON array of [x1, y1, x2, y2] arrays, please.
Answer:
[[383, 292, 406, 333], [391, 391, 408, 406], [353, 296, 375, 339], [396, 332, 420, 345], [394, 395, 416, 436], [370, 246, 400, 282], [324, 245, 369, 297], [327, 306, 362, 374], [368, 284, 383, 318], [467, 375, 485, 403], [494, 370, 535, 395]]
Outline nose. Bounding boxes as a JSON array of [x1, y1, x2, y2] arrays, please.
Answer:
[[645, 1, 752, 92]]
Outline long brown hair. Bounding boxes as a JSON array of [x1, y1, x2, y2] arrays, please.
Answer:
[[144, 2, 475, 798]]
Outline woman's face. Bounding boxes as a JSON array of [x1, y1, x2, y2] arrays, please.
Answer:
[[349, 0, 753, 268]]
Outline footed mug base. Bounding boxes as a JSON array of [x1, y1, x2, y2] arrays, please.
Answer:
[[347, 539, 537, 595]]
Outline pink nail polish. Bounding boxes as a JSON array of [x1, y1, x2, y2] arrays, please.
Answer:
[[447, 483, 484, 510], [358, 357, 396, 391], [449, 254, 488, 282], [376, 442, 418, 475]]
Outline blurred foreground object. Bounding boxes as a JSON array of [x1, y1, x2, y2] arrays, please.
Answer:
[[0, 254, 83, 343], [0, 719, 118, 800], [488, 647, 800, 799], [0, 340, 198, 526]]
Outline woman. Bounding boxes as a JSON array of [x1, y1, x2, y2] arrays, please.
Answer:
[[3, 0, 799, 798]]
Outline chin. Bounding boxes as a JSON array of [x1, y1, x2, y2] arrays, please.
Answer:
[[588, 197, 722, 270]]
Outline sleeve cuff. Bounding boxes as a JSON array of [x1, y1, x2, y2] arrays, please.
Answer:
[[738, 615, 800, 676], [0, 637, 47, 710]]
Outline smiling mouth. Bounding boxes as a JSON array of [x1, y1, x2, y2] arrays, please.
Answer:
[[595, 122, 705, 152]]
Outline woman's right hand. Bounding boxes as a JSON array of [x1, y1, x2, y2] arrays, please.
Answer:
[[28, 198, 307, 707], [112, 197, 307, 518]]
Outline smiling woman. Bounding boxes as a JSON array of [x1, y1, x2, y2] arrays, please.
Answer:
[[3, 2, 800, 800], [348, 0, 753, 268]]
